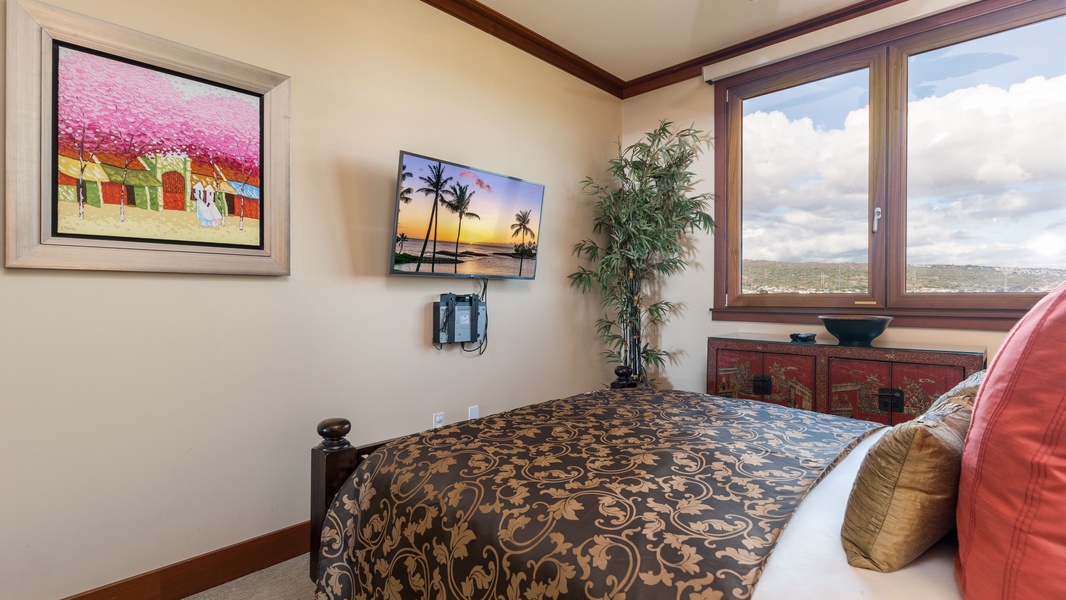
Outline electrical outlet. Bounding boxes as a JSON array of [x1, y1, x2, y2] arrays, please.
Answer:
[[468, 405, 479, 419], [432, 412, 445, 429]]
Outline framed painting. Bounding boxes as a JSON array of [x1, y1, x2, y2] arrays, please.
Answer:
[[5, 0, 291, 275]]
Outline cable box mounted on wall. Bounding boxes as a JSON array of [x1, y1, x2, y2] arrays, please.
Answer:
[[433, 293, 486, 344]]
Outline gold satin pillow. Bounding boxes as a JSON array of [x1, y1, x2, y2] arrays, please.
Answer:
[[841, 401, 972, 572]]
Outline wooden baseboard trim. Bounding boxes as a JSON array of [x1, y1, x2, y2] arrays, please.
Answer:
[[61, 521, 310, 600]]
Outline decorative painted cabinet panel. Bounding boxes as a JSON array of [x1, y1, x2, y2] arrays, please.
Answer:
[[708, 334, 985, 423], [716, 350, 815, 410], [829, 359, 963, 425]]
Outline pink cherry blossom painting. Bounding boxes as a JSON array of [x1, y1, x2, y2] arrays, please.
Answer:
[[54, 44, 263, 248]]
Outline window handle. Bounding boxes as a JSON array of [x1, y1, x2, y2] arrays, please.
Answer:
[[872, 207, 882, 233]]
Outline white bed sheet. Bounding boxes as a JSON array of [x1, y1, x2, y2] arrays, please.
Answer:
[[753, 429, 964, 600]]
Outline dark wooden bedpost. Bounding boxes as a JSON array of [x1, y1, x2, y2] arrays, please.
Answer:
[[310, 417, 361, 582], [611, 365, 638, 388]]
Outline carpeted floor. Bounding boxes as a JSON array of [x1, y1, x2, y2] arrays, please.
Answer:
[[186, 554, 314, 599]]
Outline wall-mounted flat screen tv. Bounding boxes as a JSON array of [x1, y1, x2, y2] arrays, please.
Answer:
[[390, 151, 544, 280]]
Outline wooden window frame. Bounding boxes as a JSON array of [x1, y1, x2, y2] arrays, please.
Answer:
[[712, 0, 1065, 331]]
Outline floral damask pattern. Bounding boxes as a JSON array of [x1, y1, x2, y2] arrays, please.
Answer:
[[316, 389, 880, 600]]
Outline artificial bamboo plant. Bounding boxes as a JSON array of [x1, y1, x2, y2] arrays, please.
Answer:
[[569, 121, 713, 385]]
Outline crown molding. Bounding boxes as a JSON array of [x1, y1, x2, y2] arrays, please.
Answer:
[[421, 0, 910, 99], [623, 0, 910, 97], [420, 0, 625, 98]]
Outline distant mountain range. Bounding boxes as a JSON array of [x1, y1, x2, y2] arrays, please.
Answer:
[[741, 260, 1066, 294]]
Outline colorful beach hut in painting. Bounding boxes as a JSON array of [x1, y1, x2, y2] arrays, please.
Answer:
[[227, 181, 260, 219], [97, 153, 165, 211], [57, 148, 164, 211], [218, 165, 261, 220]]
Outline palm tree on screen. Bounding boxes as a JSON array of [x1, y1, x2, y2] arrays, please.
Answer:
[[414, 162, 453, 272], [443, 183, 481, 273], [396, 232, 408, 252], [511, 209, 536, 276], [398, 163, 413, 207]]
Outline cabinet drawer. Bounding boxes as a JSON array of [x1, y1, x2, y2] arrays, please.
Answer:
[[830, 358, 964, 424], [716, 350, 815, 411], [891, 363, 966, 421]]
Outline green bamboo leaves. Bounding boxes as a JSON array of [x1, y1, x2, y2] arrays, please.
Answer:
[[570, 121, 713, 385]]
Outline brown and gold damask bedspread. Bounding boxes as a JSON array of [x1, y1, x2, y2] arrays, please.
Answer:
[[316, 388, 880, 600]]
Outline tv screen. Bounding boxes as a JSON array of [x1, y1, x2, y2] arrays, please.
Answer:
[[390, 151, 544, 280]]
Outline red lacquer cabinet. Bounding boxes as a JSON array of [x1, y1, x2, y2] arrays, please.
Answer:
[[708, 334, 985, 424]]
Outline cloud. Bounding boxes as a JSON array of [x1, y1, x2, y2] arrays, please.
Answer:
[[741, 74, 1066, 269], [459, 170, 493, 193], [908, 76, 1066, 191]]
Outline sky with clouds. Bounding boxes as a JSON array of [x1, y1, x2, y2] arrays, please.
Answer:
[[739, 16, 1065, 275]]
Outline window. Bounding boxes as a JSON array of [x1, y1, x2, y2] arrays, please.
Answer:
[[713, 0, 1066, 330]]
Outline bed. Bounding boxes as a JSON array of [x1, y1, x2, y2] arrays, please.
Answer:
[[308, 380, 972, 600], [310, 282, 1066, 599]]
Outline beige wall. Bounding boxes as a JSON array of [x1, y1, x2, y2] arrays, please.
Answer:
[[0, 1, 620, 598], [0, 1, 1010, 599]]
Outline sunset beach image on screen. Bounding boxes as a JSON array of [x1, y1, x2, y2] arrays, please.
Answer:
[[390, 151, 544, 280]]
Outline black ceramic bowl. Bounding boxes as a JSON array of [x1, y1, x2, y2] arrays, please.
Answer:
[[818, 314, 893, 347]]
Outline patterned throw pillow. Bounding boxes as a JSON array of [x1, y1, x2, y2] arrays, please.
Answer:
[[927, 370, 984, 411], [841, 399, 972, 572]]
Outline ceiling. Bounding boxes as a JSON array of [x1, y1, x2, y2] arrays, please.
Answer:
[[475, 0, 868, 82], [422, 0, 915, 97]]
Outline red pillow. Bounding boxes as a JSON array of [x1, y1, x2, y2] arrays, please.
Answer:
[[956, 281, 1066, 598]]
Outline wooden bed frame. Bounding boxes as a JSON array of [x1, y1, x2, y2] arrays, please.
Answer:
[[309, 418, 391, 581], [309, 367, 638, 582]]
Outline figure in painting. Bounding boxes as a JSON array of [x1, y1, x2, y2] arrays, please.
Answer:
[[194, 182, 223, 227]]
